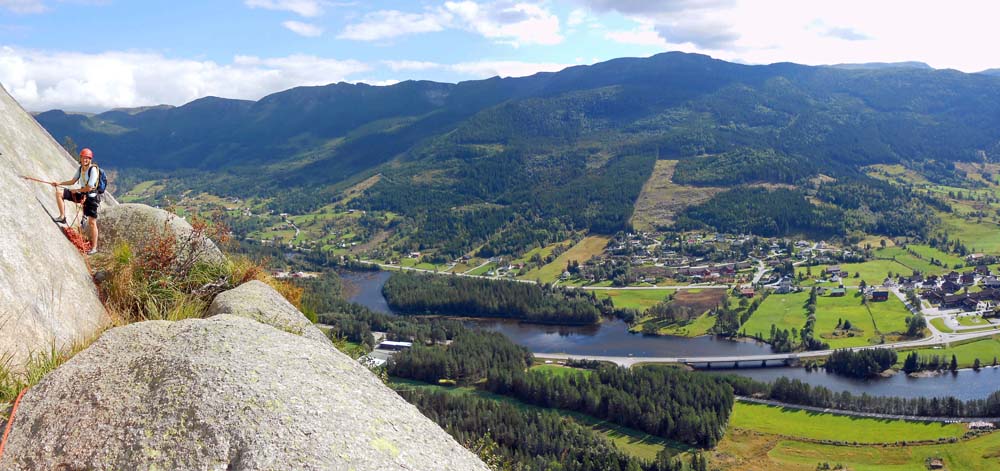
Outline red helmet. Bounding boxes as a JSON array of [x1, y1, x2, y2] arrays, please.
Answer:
[[79, 148, 93, 159]]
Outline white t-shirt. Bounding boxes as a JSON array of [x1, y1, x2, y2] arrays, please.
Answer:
[[77, 165, 99, 197]]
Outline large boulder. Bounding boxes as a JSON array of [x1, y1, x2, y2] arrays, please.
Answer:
[[0, 85, 111, 367], [207, 280, 326, 344], [98, 203, 225, 265], [0, 313, 489, 470]]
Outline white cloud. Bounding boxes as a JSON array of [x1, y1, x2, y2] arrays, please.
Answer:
[[605, 27, 668, 47], [382, 60, 442, 71], [244, 0, 323, 17], [0, 0, 48, 14], [449, 60, 574, 78], [444, 1, 563, 46], [340, 1, 562, 47], [338, 9, 450, 41], [282, 20, 323, 37], [0, 47, 370, 111], [567, 8, 588, 27]]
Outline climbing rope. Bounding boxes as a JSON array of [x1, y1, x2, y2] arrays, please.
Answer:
[[0, 387, 28, 460]]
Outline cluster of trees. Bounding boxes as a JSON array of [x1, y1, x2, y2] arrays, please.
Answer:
[[714, 294, 763, 336], [901, 351, 963, 374], [824, 349, 898, 378], [723, 376, 1000, 418], [906, 314, 927, 337], [389, 330, 532, 385], [317, 298, 466, 349], [676, 187, 844, 237], [398, 389, 707, 471], [484, 365, 733, 448], [815, 176, 939, 238], [383, 272, 603, 325], [673, 148, 815, 186]]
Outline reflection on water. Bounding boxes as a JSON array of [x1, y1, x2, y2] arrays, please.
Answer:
[[339, 269, 999, 399], [706, 366, 1000, 400]]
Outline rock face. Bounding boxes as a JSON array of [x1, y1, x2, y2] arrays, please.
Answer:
[[0, 283, 489, 471], [98, 203, 225, 265], [207, 280, 327, 344], [0, 85, 111, 367]]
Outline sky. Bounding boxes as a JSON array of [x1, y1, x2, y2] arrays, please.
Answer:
[[2, 0, 1000, 112]]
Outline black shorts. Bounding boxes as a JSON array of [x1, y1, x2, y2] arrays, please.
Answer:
[[62, 190, 101, 218]]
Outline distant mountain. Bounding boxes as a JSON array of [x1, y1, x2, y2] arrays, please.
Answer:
[[978, 69, 1000, 77], [36, 52, 1000, 255], [827, 61, 933, 70]]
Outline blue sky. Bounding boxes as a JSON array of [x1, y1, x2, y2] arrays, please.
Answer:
[[3, 0, 1000, 112]]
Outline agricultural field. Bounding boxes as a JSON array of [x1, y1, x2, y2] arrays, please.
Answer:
[[729, 402, 966, 444], [741, 292, 810, 340], [813, 292, 878, 348], [715, 402, 1000, 471], [511, 240, 572, 266], [867, 295, 915, 337], [519, 236, 610, 283], [906, 244, 967, 268], [904, 336, 1000, 368], [655, 313, 717, 337], [594, 289, 673, 312], [939, 212, 1000, 254], [797, 260, 910, 285], [874, 247, 946, 275]]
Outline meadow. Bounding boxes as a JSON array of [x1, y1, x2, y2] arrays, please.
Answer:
[[903, 335, 1000, 368], [813, 292, 878, 348], [796, 259, 910, 285], [594, 289, 673, 311], [519, 236, 610, 283], [740, 292, 809, 340], [716, 401, 998, 471]]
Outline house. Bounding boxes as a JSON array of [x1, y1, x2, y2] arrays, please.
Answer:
[[945, 271, 961, 283], [825, 265, 841, 276], [740, 287, 755, 298], [870, 290, 890, 302], [377, 341, 413, 351], [969, 421, 995, 430], [923, 290, 945, 304], [984, 276, 1000, 289], [942, 294, 968, 309], [882, 277, 896, 288], [961, 272, 976, 286], [776, 277, 795, 294], [941, 280, 963, 293], [830, 287, 846, 297], [976, 265, 992, 276]]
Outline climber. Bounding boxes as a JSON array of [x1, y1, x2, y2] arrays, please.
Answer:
[[53, 148, 101, 255]]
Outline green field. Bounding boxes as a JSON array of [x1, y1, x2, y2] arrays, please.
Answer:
[[519, 236, 610, 283], [388, 378, 686, 461], [633, 312, 718, 337], [730, 402, 965, 444], [716, 403, 1000, 471], [940, 212, 1000, 255], [529, 364, 593, 378], [906, 244, 967, 268], [874, 246, 945, 275], [467, 262, 496, 276], [797, 260, 910, 285], [931, 318, 955, 333], [904, 336, 1000, 368], [741, 292, 809, 340], [756, 431, 1000, 471], [594, 289, 673, 311], [868, 295, 915, 336], [814, 292, 877, 348], [958, 315, 991, 327]]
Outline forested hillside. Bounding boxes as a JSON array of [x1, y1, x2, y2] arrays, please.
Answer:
[[39, 52, 1000, 255]]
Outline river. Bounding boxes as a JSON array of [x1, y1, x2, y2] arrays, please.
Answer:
[[340, 270, 1000, 400]]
